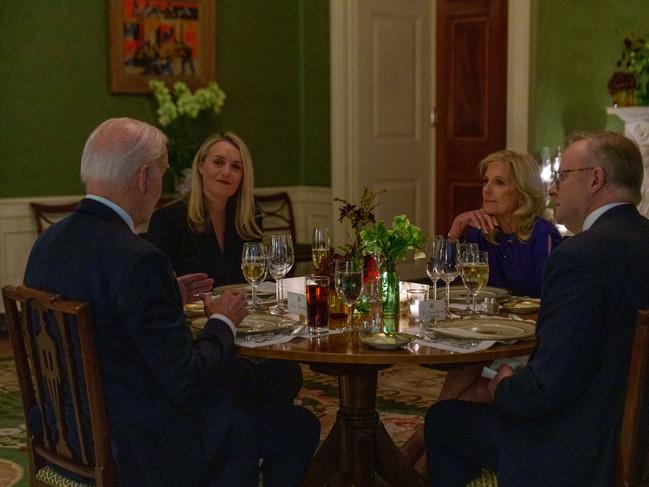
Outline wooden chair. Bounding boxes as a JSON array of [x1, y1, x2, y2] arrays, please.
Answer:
[[254, 192, 312, 265], [617, 308, 649, 486], [2, 285, 117, 487], [30, 202, 80, 235]]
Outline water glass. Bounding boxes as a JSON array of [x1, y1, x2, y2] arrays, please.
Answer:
[[268, 233, 294, 315], [335, 259, 364, 331], [407, 289, 429, 326], [305, 274, 329, 334]]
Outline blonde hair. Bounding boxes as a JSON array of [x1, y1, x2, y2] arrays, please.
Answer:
[[478, 150, 546, 243], [186, 131, 262, 239]]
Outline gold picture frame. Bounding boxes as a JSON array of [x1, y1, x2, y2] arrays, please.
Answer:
[[107, 0, 216, 94]]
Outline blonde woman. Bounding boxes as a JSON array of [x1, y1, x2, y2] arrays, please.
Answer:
[[149, 132, 307, 413], [148, 131, 262, 286], [447, 150, 562, 297]]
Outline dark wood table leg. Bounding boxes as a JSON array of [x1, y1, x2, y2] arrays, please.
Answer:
[[302, 364, 427, 487]]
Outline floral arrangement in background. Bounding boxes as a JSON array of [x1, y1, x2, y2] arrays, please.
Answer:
[[149, 80, 226, 179], [608, 33, 649, 107]]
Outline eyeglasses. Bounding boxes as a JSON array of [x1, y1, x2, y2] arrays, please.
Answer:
[[551, 167, 595, 189]]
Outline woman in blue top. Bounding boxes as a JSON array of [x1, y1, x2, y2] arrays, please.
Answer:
[[447, 150, 562, 297]]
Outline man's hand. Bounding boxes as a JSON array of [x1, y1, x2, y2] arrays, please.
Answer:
[[176, 273, 214, 305], [202, 289, 248, 326], [488, 364, 514, 399]]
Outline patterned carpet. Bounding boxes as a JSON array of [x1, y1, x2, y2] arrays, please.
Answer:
[[0, 343, 444, 487]]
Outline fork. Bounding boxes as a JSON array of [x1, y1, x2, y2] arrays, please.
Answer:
[[424, 333, 479, 349]]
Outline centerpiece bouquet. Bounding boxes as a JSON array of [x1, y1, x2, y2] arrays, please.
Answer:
[[360, 215, 425, 324], [315, 188, 383, 318], [149, 80, 226, 191]]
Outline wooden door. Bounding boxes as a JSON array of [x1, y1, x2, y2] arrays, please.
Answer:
[[435, 0, 508, 234]]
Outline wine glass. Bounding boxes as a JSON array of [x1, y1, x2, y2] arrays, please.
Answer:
[[435, 237, 460, 319], [425, 236, 443, 301], [312, 227, 331, 269], [458, 242, 479, 311], [268, 234, 294, 315], [461, 251, 489, 315], [335, 259, 364, 331], [241, 242, 267, 311]]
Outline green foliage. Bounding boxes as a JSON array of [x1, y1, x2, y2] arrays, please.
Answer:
[[149, 80, 226, 176], [360, 214, 425, 263], [334, 187, 384, 258]]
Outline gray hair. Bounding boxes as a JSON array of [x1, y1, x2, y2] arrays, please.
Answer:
[[80, 118, 167, 186], [568, 130, 643, 204]]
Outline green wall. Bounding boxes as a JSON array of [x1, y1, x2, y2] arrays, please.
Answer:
[[531, 0, 649, 154], [0, 0, 330, 197]]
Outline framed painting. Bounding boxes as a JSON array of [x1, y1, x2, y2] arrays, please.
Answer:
[[108, 0, 216, 93]]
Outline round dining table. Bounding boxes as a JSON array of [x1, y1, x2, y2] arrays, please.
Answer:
[[236, 316, 536, 487]]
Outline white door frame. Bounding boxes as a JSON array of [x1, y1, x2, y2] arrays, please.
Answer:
[[330, 0, 531, 247]]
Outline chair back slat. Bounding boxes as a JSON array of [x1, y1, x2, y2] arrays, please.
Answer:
[[617, 308, 649, 486], [30, 202, 80, 235], [255, 192, 297, 242], [1, 284, 117, 486]]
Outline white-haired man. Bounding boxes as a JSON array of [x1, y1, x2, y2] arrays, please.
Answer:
[[24, 118, 319, 486]]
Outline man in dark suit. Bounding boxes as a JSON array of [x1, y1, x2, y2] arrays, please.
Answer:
[[24, 118, 319, 487], [425, 130, 649, 486]]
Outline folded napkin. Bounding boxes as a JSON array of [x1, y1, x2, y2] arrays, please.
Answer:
[[413, 338, 496, 354], [236, 328, 344, 348]]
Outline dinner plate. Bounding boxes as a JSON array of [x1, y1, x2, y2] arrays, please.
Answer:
[[214, 281, 276, 296], [500, 297, 541, 313], [436, 286, 510, 303], [434, 317, 535, 340], [235, 314, 297, 336], [360, 332, 414, 350]]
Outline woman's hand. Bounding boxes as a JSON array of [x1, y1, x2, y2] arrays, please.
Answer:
[[447, 209, 499, 239], [176, 273, 214, 305]]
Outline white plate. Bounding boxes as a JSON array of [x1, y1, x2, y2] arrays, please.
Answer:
[[214, 281, 276, 296], [500, 297, 540, 313], [360, 333, 414, 350], [436, 286, 510, 303], [235, 314, 297, 336], [434, 317, 535, 340]]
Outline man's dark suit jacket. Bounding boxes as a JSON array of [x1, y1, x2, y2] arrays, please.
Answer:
[[494, 204, 649, 485], [24, 198, 255, 486], [148, 199, 246, 286]]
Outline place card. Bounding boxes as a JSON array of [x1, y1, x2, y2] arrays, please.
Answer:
[[287, 292, 307, 316], [419, 299, 446, 324]]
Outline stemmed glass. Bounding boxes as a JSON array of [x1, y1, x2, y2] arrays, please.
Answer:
[[435, 237, 460, 319], [461, 251, 489, 315], [312, 227, 331, 269], [335, 259, 364, 331], [458, 242, 479, 312], [268, 234, 295, 315], [241, 242, 267, 311], [425, 236, 443, 301]]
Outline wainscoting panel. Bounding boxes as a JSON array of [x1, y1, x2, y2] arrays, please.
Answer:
[[0, 187, 332, 311]]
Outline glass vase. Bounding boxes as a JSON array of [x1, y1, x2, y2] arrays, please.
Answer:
[[381, 260, 399, 332]]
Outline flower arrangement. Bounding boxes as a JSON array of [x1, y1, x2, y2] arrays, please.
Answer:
[[608, 33, 649, 106], [360, 215, 425, 264], [149, 80, 226, 177], [334, 187, 384, 258]]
